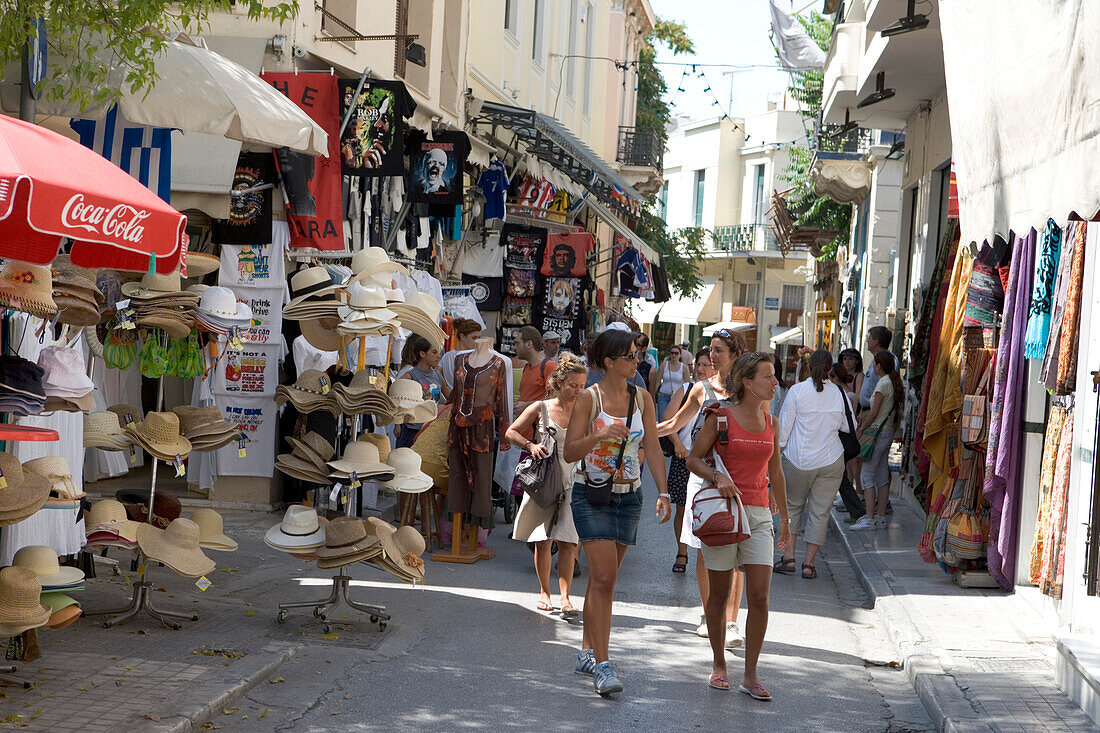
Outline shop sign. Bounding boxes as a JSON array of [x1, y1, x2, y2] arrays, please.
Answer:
[[764, 297, 779, 311]]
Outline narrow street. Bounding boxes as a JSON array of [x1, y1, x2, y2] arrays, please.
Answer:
[[224, 470, 932, 732]]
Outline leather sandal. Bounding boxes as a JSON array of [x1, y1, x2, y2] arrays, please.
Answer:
[[801, 563, 817, 580], [673, 553, 688, 573], [773, 557, 796, 574]]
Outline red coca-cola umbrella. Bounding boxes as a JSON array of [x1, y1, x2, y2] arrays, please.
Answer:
[[0, 115, 186, 274]]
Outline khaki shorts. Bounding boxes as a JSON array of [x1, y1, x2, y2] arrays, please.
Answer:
[[699, 505, 775, 572]]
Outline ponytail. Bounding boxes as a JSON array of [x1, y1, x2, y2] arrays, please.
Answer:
[[875, 350, 903, 422], [808, 349, 832, 392]]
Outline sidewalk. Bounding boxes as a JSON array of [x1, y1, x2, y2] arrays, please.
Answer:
[[830, 491, 1099, 732]]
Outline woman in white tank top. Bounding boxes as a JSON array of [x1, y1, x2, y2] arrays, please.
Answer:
[[651, 345, 687, 418]]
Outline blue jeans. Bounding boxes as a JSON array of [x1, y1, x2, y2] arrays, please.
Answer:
[[571, 482, 643, 546]]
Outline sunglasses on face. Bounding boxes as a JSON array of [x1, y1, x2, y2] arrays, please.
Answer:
[[613, 351, 641, 362]]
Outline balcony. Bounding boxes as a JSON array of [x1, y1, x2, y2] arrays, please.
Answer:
[[616, 126, 663, 170], [809, 116, 877, 204], [710, 224, 778, 253]]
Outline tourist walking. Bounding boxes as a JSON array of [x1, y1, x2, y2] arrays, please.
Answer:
[[774, 349, 846, 580], [651, 344, 688, 418], [686, 351, 790, 700], [564, 329, 671, 696], [852, 351, 902, 529], [506, 355, 587, 617]]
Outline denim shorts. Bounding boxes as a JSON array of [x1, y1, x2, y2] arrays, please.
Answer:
[[571, 481, 643, 546]]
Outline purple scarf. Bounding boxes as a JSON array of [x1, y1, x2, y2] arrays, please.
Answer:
[[983, 229, 1034, 590]]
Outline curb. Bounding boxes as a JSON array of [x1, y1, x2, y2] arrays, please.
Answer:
[[162, 642, 301, 733], [829, 510, 992, 733]]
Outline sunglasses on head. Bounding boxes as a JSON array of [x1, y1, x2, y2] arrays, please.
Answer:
[[714, 329, 736, 338]]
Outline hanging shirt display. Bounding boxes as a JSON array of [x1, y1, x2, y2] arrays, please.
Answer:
[[407, 130, 470, 206], [218, 236, 288, 290], [211, 152, 275, 245], [460, 274, 504, 311], [338, 78, 417, 176], [215, 396, 278, 477], [502, 224, 546, 268], [211, 342, 281, 396], [515, 176, 555, 210], [233, 286, 285, 345], [461, 230, 505, 277], [478, 159, 510, 221], [541, 231, 594, 278]]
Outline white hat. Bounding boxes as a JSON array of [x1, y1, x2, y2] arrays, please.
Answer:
[[348, 248, 408, 285], [542, 330, 561, 341], [337, 283, 397, 323], [264, 505, 325, 550], [603, 321, 630, 333], [383, 447, 433, 494], [197, 286, 252, 323], [37, 347, 94, 398]]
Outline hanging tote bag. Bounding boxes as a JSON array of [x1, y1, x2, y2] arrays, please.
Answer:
[[581, 385, 636, 508], [837, 385, 861, 461], [945, 459, 986, 560], [691, 409, 752, 547], [960, 363, 992, 449], [515, 401, 565, 509]]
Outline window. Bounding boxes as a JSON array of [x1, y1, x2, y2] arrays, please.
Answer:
[[532, 0, 544, 62], [736, 282, 759, 308], [692, 169, 706, 227], [751, 164, 766, 224], [582, 2, 594, 115], [659, 182, 669, 221], [781, 284, 804, 312], [321, 0, 356, 36], [566, 0, 579, 98], [504, 0, 518, 34]]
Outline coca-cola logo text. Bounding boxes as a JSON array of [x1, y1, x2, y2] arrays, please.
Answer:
[[60, 194, 150, 243]]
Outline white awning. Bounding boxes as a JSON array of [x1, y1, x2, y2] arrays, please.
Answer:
[[628, 298, 665, 326], [770, 326, 803, 349], [585, 198, 661, 265], [703, 321, 754, 336], [658, 277, 722, 325]]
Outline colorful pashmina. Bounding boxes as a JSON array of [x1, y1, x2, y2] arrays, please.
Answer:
[[1023, 219, 1062, 359]]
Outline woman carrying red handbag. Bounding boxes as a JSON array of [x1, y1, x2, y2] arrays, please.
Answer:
[[686, 352, 791, 700]]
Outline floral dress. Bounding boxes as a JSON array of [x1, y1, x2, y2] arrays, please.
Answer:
[[447, 352, 508, 528]]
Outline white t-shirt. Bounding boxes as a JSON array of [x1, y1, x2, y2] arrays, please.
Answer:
[[778, 378, 846, 471], [461, 230, 505, 277]]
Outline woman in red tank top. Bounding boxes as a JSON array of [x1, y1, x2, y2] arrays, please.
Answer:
[[686, 352, 791, 701]]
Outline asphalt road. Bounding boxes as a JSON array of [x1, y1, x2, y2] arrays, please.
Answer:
[[227, 467, 933, 732]]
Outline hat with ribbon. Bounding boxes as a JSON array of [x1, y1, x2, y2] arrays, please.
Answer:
[[24, 456, 83, 500], [315, 517, 382, 568], [84, 411, 133, 451], [367, 518, 426, 584], [12, 544, 85, 587], [283, 267, 344, 318], [347, 247, 408, 286], [189, 508, 237, 551], [136, 518, 216, 578], [0, 262, 57, 319], [84, 499, 140, 542], [274, 370, 340, 415], [264, 505, 325, 551], [327, 441, 395, 481], [383, 447, 433, 494], [125, 411, 191, 461], [338, 284, 398, 324], [0, 566, 51, 636], [197, 286, 252, 325]]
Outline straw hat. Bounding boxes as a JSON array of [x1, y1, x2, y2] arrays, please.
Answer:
[[107, 403, 143, 429], [274, 370, 340, 415], [84, 499, 140, 542], [0, 452, 51, 523], [333, 370, 396, 417], [136, 518, 216, 578], [189, 508, 237, 551], [369, 519, 426, 584], [12, 545, 85, 586], [388, 379, 428, 410], [299, 317, 342, 352], [383, 447, 433, 494], [327, 441, 395, 480], [315, 517, 382, 568], [0, 262, 57, 319], [338, 284, 398, 323], [284, 267, 343, 313], [134, 313, 193, 339], [42, 592, 82, 630], [24, 456, 83, 500], [357, 432, 392, 463], [286, 432, 335, 470], [126, 411, 192, 461], [264, 505, 325, 551], [347, 247, 408, 285], [392, 291, 443, 325], [120, 270, 182, 298], [274, 453, 331, 484], [0, 567, 51, 636], [185, 251, 220, 278], [173, 406, 236, 440]]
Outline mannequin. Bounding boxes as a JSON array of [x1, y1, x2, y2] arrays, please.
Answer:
[[434, 337, 508, 563]]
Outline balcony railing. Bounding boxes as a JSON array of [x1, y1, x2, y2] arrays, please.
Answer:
[[616, 127, 664, 170], [812, 118, 875, 156], [711, 224, 778, 252]]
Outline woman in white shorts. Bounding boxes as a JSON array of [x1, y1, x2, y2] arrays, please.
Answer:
[[686, 351, 791, 701]]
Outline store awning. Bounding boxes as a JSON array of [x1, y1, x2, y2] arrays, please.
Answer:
[[628, 297, 665, 326], [585, 198, 661, 265], [703, 321, 754, 336], [769, 326, 803, 349], [470, 100, 645, 218], [658, 277, 722, 325]]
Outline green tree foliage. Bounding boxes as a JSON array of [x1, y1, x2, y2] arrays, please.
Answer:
[[778, 11, 851, 259], [635, 17, 706, 298], [1, 1, 298, 112]]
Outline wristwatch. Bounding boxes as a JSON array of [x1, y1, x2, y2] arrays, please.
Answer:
[[658, 493, 671, 500]]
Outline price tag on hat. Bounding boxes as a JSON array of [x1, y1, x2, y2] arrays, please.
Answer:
[[0, 466, 8, 490], [237, 431, 249, 458], [228, 327, 243, 351], [173, 454, 186, 478], [128, 444, 137, 463], [319, 375, 330, 395], [349, 471, 361, 489], [195, 576, 212, 592], [124, 413, 136, 429], [329, 483, 343, 504]]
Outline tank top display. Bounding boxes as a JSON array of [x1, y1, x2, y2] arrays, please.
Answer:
[[584, 385, 644, 482], [658, 361, 687, 397], [708, 404, 774, 508]]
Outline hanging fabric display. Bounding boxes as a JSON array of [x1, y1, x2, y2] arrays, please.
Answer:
[[1038, 408, 1074, 599], [407, 130, 469, 206], [1023, 218, 1062, 359], [70, 107, 173, 203], [1028, 404, 1068, 585], [231, 286, 284, 345], [1040, 221, 1078, 388], [211, 342, 281, 396], [1055, 221, 1087, 393], [338, 78, 417, 176], [211, 152, 275, 245], [214, 396, 278, 477], [263, 72, 344, 250]]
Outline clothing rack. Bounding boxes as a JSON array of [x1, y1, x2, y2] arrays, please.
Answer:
[[274, 568, 389, 633]]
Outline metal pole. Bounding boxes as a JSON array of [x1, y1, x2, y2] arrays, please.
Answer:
[[145, 348, 166, 524], [19, 40, 35, 122], [338, 66, 373, 140]]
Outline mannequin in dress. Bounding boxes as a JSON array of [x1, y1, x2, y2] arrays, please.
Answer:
[[467, 337, 494, 368]]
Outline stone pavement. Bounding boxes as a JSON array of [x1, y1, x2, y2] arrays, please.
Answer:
[[831, 490, 1099, 732]]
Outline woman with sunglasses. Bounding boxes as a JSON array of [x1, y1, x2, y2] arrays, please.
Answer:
[[656, 329, 747, 647], [565, 329, 671, 696], [650, 345, 687, 419]]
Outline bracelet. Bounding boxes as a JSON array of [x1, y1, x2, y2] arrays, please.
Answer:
[[658, 493, 670, 499], [711, 468, 717, 483], [780, 518, 791, 524]]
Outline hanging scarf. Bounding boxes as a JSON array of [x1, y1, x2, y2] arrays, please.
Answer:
[[1023, 218, 1062, 359], [1038, 409, 1074, 599], [1056, 221, 1087, 393], [1028, 405, 1067, 584], [1040, 222, 1077, 388]]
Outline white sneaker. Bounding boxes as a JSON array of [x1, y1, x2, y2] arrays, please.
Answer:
[[696, 615, 709, 638], [874, 517, 887, 529], [850, 516, 878, 530], [724, 622, 744, 649]]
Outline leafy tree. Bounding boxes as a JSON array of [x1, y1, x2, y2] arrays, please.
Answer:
[[1, 1, 298, 112], [778, 11, 851, 259], [635, 17, 706, 298]]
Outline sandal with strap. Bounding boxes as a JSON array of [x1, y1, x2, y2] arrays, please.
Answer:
[[739, 682, 773, 701], [773, 557, 796, 575], [708, 672, 731, 690], [673, 553, 689, 574], [801, 563, 817, 580]]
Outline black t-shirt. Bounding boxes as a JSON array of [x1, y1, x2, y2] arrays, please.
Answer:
[[339, 79, 416, 176], [406, 130, 469, 206]]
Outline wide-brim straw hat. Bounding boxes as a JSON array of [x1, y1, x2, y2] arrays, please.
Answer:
[[136, 518, 216, 578], [347, 247, 408, 285], [24, 456, 83, 499], [185, 252, 220, 278], [85, 411, 132, 449], [189, 431, 238, 452], [264, 505, 325, 549], [285, 267, 344, 311], [357, 432, 392, 463], [54, 294, 101, 326], [120, 270, 183, 298], [382, 447, 433, 494], [300, 317, 341, 352], [12, 544, 85, 586], [0, 452, 51, 516], [135, 314, 193, 339], [44, 394, 96, 413], [126, 411, 191, 460], [315, 517, 382, 560], [275, 454, 331, 484], [327, 441, 394, 479], [287, 432, 335, 469], [0, 262, 57, 319], [368, 518, 426, 584], [85, 499, 140, 542], [336, 320, 401, 339], [189, 508, 237, 551], [107, 404, 143, 429], [396, 400, 439, 425], [174, 405, 234, 439], [0, 566, 50, 636]]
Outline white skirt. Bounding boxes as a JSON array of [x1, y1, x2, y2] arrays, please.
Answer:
[[512, 485, 579, 544]]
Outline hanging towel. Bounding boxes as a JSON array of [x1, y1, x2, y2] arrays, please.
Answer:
[[1056, 221, 1087, 394], [1023, 218, 1062, 359], [1040, 221, 1077, 388]]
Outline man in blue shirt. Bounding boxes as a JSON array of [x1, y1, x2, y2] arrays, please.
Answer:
[[859, 326, 897, 410]]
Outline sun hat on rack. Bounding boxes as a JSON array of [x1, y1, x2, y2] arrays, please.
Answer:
[[391, 291, 442, 326], [388, 380, 437, 423], [84, 411, 132, 451], [357, 432, 392, 463], [38, 347, 95, 397], [347, 247, 408, 286], [264, 505, 326, 551], [287, 432, 335, 471], [107, 403, 143, 429], [300, 316, 342, 352], [173, 406, 236, 441], [333, 370, 396, 417], [125, 411, 192, 461], [197, 286, 252, 325], [327, 440, 395, 481], [284, 267, 344, 314], [12, 545, 85, 587], [84, 499, 140, 542], [338, 284, 398, 324], [368, 519, 427, 584], [315, 517, 382, 568], [274, 370, 339, 414], [0, 567, 51, 636], [189, 508, 237, 551], [121, 490, 182, 529], [184, 251, 220, 278], [0, 262, 57, 319], [24, 456, 83, 500], [42, 592, 82, 630], [382, 447, 433, 494], [137, 518, 216, 578], [274, 453, 331, 484], [0, 452, 51, 521], [120, 270, 184, 299]]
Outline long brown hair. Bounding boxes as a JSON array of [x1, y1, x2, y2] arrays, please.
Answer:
[[808, 349, 832, 392], [875, 350, 902, 421]]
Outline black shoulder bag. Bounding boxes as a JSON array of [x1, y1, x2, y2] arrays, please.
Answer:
[[659, 381, 692, 457], [583, 384, 636, 507], [837, 384, 860, 461]]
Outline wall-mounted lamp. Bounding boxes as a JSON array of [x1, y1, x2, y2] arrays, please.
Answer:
[[857, 72, 895, 108], [881, 0, 930, 37]]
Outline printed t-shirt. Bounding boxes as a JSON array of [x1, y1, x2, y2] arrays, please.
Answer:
[[541, 232, 593, 277], [339, 79, 416, 176], [478, 160, 510, 221]]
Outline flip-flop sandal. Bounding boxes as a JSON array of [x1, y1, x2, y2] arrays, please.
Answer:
[[537, 600, 554, 612], [739, 682, 772, 701], [673, 553, 689, 574], [561, 607, 580, 620], [801, 563, 817, 580], [773, 557, 796, 574], [708, 673, 731, 690]]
